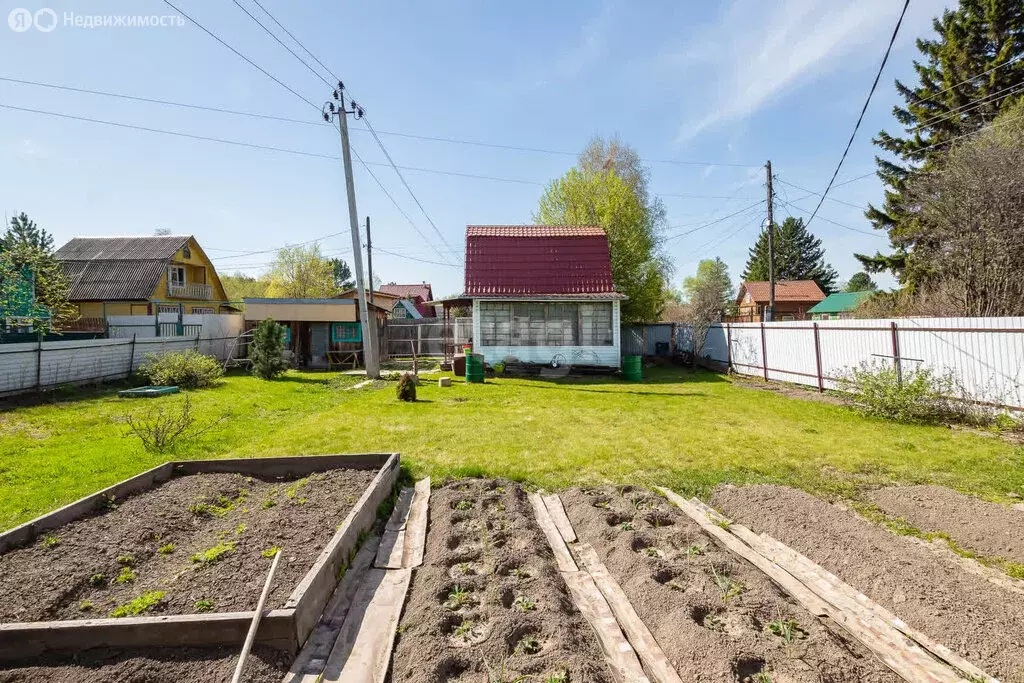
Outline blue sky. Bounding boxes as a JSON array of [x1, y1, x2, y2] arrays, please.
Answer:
[[1, 0, 951, 297]]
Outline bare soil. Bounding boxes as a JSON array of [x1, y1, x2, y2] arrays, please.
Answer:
[[561, 486, 900, 683], [0, 468, 377, 622], [712, 484, 1024, 683], [389, 479, 614, 683], [867, 484, 1024, 565], [0, 645, 289, 683]]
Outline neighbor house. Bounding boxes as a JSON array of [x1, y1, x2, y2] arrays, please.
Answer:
[[335, 288, 402, 315], [380, 283, 436, 318], [461, 225, 625, 369], [55, 235, 231, 328], [808, 291, 873, 320], [734, 280, 826, 322]]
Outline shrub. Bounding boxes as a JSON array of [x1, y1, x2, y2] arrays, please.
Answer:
[[841, 362, 992, 426], [396, 373, 417, 402], [250, 318, 289, 380], [139, 350, 223, 389], [123, 394, 225, 453]]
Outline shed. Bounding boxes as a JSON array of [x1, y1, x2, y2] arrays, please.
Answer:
[[243, 298, 385, 369], [460, 225, 625, 369], [808, 291, 873, 320]]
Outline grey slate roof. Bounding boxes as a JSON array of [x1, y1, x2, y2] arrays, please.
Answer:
[[56, 235, 192, 301]]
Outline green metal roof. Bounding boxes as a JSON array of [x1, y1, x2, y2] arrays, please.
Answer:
[[807, 291, 873, 314]]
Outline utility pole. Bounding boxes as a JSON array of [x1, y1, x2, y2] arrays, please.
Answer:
[[365, 216, 374, 304], [325, 83, 379, 379], [765, 160, 775, 323]]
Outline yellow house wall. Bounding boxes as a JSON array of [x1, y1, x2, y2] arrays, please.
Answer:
[[151, 237, 230, 304]]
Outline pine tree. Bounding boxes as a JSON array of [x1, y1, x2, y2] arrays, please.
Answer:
[[742, 217, 838, 293], [859, 0, 1024, 283], [846, 272, 878, 292], [250, 319, 288, 380]]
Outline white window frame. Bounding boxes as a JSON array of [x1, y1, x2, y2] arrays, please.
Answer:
[[168, 265, 186, 286]]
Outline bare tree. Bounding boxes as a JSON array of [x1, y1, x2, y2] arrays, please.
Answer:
[[898, 104, 1024, 317], [686, 280, 723, 362]]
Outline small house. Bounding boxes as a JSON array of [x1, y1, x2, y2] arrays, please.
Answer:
[[808, 291, 873, 320], [55, 235, 232, 330], [335, 288, 402, 315], [379, 283, 436, 318], [243, 297, 386, 369], [734, 280, 826, 322], [460, 225, 625, 369]]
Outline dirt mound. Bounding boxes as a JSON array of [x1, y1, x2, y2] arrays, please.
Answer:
[[389, 479, 613, 683], [713, 484, 1024, 682], [0, 645, 288, 683], [0, 469, 376, 622], [868, 484, 1024, 565], [561, 486, 900, 683]]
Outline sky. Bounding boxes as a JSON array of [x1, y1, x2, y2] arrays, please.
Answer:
[[0, 0, 953, 298]]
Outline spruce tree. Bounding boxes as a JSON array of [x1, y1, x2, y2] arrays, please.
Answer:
[[741, 217, 838, 293], [859, 0, 1024, 283], [250, 319, 289, 380]]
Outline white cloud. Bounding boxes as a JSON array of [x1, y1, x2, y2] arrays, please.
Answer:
[[671, 0, 947, 142]]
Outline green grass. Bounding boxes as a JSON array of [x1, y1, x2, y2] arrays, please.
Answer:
[[110, 590, 165, 618], [1, 367, 1022, 530]]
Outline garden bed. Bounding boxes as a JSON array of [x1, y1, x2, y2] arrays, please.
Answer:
[[712, 484, 1024, 682], [560, 486, 901, 682], [0, 469, 377, 622], [0, 453, 399, 661], [0, 645, 290, 683], [389, 479, 615, 683]]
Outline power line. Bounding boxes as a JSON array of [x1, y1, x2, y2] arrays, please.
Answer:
[[804, 0, 910, 230], [912, 52, 1024, 108], [210, 233, 348, 260], [910, 80, 1024, 133], [249, 0, 341, 87], [777, 198, 883, 238], [229, 0, 334, 88], [660, 200, 766, 243], [372, 246, 462, 268], [162, 0, 319, 112], [774, 177, 866, 211]]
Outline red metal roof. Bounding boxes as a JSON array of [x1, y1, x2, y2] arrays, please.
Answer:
[[738, 280, 826, 304], [464, 225, 617, 296]]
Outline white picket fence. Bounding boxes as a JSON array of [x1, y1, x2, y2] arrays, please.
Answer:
[[0, 314, 243, 397], [700, 317, 1024, 410]]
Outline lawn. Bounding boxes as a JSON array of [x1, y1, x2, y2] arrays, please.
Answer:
[[1, 367, 1022, 530]]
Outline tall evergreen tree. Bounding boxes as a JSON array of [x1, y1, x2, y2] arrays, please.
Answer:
[[742, 217, 838, 293], [859, 0, 1024, 283], [0, 213, 73, 331]]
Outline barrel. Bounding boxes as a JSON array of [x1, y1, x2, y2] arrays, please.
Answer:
[[466, 354, 485, 383], [622, 355, 643, 382]]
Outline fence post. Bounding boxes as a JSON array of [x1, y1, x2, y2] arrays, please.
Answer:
[[177, 304, 184, 336], [128, 333, 137, 376], [813, 323, 823, 392], [760, 322, 768, 381], [416, 323, 422, 357], [36, 336, 43, 389], [725, 324, 732, 373], [890, 321, 902, 385]]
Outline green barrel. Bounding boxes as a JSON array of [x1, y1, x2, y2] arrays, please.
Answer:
[[466, 354, 485, 383], [622, 355, 643, 382]]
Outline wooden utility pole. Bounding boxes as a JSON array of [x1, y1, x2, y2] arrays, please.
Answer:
[[366, 216, 374, 304], [765, 160, 775, 322], [326, 83, 379, 379]]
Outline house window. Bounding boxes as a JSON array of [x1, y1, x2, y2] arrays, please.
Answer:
[[478, 301, 613, 347], [158, 304, 180, 314], [191, 307, 214, 314], [331, 322, 361, 343], [168, 266, 185, 286]]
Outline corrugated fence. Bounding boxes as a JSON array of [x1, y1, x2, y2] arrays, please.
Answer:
[[703, 317, 1024, 410], [0, 314, 243, 397]]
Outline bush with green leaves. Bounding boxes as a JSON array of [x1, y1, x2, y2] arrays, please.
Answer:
[[396, 372, 417, 402], [842, 362, 990, 426], [250, 318, 289, 380], [139, 350, 223, 389]]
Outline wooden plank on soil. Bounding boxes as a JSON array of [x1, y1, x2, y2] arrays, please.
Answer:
[[659, 490, 969, 683], [575, 543, 684, 683], [403, 478, 430, 568], [319, 567, 412, 683], [561, 570, 650, 683], [684, 498, 996, 683], [528, 492, 578, 572], [375, 488, 414, 569], [542, 494, 577, 543], [282, 536, 381, 683]]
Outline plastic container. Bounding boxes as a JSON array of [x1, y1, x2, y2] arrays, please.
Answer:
[[622, 355, 643, 382]]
